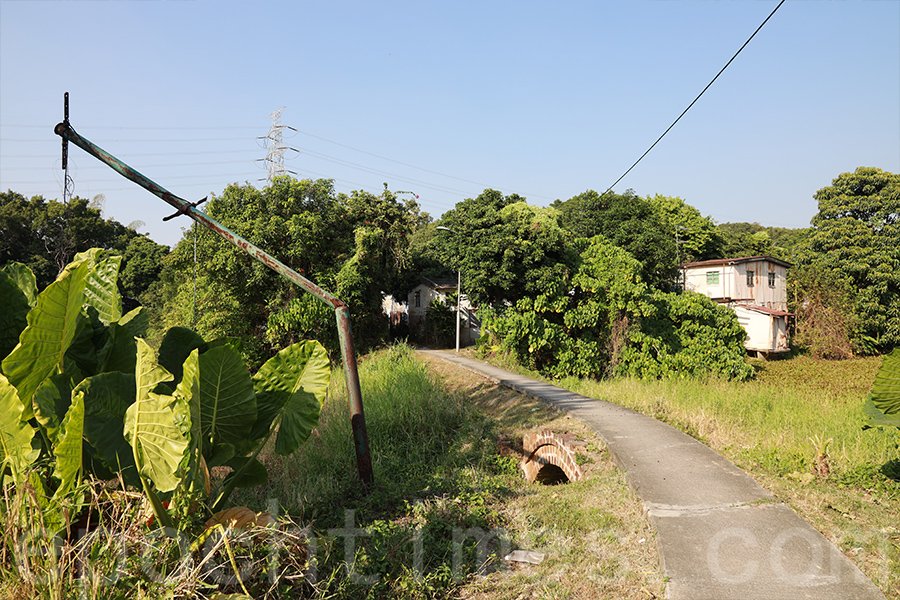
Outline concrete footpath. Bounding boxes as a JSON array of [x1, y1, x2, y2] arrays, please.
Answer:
[[423, 350, 885, 600]]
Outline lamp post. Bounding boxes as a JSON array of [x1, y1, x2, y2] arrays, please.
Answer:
[[436, 226, 462, 352]]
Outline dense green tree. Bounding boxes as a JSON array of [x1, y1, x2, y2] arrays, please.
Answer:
[[426, 190, 571, 306], [148, 178, 426, 364], [555, 190, 678, 287], [717, 221, 807, 263], [793, 167, 900, 355], [646, 194, 723, 262], [0, 191, 168, 298], [483, 236, 752, 380]]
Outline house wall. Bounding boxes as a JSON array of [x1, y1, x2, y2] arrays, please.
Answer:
[[684, 259, 787, 310], [732, 306, 789, 353]]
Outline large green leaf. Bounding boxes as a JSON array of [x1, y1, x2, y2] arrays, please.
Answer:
[[0, 271, 31, 361], [158, 327, 206, 384], [124, 339, 187, 493], [78, 372, 138, 484], [863, 398, 900, 428], [252, 341, 329, 456], [52, 389, 85, 498], [33, 372, 79, 443], [871, 348, 900, 416], [1, 262, 38, 306], [65, 309, 109, 376], [223, 456, 267, 488], [0, 373, 38, 483], [80, 251, 122, 325], [1, 253, 95, 412], [98, 307, 148, 374], [198, 345, 256, 448]]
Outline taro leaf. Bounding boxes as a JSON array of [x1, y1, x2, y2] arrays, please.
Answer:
[[2, 251, 95, 414], [0, 271, 30, 361], [222, 456, 267, 488], [1, 262, 38, 306], [124, 339, 187, 493], [0, 373, 38, 483], [52, 389, 84, 499], [863, 398, 900, 429], [99, 307, 148, 374], [81, 251, 122, 325], [252, 340, 329, 456], [65, 309, 109, 377], [158, 327, 206, 384], [78, 372, 138, 485], [33, 372, 80, 444], [198, 345, 256, 448], [206, 442, 235, 468], [871, 348, 900, 417]]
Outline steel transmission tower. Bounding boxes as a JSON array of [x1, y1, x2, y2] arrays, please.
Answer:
[[258, 107, 298, 182]]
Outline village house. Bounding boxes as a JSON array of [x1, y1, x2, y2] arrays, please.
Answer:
[[406, 277, 479, 345], [680, 256, 791, 357]]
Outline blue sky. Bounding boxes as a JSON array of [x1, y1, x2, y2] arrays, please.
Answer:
[[1, 0, 898, 247]]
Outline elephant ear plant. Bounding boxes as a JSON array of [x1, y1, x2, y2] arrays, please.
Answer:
[[0, 249, 330, 531], [865, 347, 900, 431]]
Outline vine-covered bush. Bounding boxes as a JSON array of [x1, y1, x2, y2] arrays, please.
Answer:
[[482, 236, 753, 381]]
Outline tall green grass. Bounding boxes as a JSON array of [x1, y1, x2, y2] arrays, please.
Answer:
[[556, 355, 898, 492]]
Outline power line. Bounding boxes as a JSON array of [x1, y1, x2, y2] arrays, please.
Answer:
[[603, 0, 786, 194], [297, 128, 553, 201]]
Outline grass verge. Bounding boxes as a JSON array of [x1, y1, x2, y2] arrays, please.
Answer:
[[475, 349, 899, 596], [234, 344, 664, 598]]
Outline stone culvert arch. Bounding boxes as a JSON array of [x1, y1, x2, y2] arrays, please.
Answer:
[[520, 430, 584, 484]]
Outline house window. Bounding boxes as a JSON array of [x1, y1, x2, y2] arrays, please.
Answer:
[[768, 272, 776, 288], [746, 270, 755, 287], [706, 271, 720, 285], [414, 291, 421, 308]]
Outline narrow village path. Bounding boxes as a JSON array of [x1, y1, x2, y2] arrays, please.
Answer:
[[422, 350, 885, 600]]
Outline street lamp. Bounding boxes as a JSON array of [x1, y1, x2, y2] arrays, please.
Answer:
[[436, 226, 462, 352]]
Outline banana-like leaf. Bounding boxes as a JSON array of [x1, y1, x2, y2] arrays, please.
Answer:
[[198, 345, 256, 448], [223, 456, 267, 488], [871, 348, 900, 416], [0, 271, 31, 361], [65, 309, 109, 376], [158, 327, 206, 384], [124, 339, 188, 493], [78, 371, 138, 484], [98, 307, 147, 374], [252, 341, 329, 456], [79, 251, 122, 325], [52, 389, 85, 499], [863, 398, 900, 428], [0, 373, 38, 483], [33, 372, 79, 444], [1, 252, 95, 413], [1, 262, 37, 306]]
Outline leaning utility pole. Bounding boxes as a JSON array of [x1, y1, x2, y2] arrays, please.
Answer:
[[54, 94, 373, 488]]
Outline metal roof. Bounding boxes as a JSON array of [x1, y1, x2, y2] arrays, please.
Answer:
[[681, 255, 792, 269]]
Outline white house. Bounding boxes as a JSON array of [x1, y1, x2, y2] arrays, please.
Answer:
[[407, 277, 479, 345], [681, 256, 791, 357]]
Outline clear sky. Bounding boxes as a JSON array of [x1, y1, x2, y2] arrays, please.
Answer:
[[1, 0, 898, 247]]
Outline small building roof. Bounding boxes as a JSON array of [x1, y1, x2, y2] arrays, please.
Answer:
[[418, 277, 458, 291], [732, 304, 792, 317], [682, 255, 792, 269]]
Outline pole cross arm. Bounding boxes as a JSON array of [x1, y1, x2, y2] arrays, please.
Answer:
[[54, 114, 373, 487]]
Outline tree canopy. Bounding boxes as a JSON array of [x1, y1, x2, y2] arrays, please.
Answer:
[[0, 191, 169, 302], [555, 190, 678, 287], [793, 167, 899, 355]]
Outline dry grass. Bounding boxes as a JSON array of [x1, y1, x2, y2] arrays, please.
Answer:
[[421, 355, 664, 599]]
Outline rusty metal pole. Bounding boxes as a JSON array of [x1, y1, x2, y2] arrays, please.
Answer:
[[54, 117, 374, 487]]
